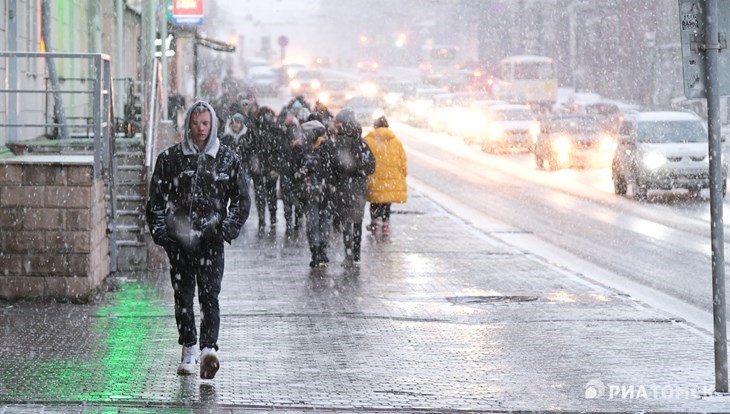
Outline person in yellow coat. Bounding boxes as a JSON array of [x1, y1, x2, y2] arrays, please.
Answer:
[[364, 116, 407, 237]]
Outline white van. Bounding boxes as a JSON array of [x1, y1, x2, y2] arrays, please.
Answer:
[[611, 111, 727, 199]]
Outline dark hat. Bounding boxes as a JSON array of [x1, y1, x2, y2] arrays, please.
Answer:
[[231, 113, 245, 123], [335, 108, 356, 124], [373, 116, 389, 128]]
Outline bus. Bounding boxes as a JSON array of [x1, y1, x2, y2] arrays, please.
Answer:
[[494, 55, 557, 114], [419, 45, 460, 86]]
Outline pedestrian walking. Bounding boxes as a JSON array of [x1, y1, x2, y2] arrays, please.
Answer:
[[146, 100, 251, 379], [293, 119, 332, 267], [249, 106, 283, 236], [220, 112, 247, 152], [220, 112, 252, 187], [325, 108, 376, 267], [278, 104, 306, 238], [363, 116, 407, 237]]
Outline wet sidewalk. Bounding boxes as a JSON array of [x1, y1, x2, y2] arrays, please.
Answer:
[[1, 187, 729, 413]]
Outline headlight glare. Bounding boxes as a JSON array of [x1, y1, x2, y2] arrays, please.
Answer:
[[643, 152, 667, 170]]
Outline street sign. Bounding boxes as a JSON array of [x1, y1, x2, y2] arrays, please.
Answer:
[[679, 0, 730, 98], [172, 0, 204, 26], [278, 35, 289, 47]]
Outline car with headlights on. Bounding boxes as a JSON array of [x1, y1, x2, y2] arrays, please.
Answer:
[[344, 96, 385, 126], [611, 111, 726, 199], [402, 87, 448, 127], [533, 114, 616, 171], [246, 66, 279, 97], [289, 69, 322, 98], [477, 104, 540, 153]]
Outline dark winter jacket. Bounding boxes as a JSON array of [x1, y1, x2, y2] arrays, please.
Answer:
[[248, 107, 283, 179], [146, 100, 251, 251], [292, 120, 330, 204], [324, 117, 376, 223]]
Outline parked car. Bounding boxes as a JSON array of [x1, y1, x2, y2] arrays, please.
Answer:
[[246, 66, 279, 97], [477, 104, 540, 153], [611, 111, 727, 199], [534, 114, 616, 170]]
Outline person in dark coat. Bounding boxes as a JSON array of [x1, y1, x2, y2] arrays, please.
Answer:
[[249, 106, 282, 235], [278, 105, 305, 238], [219, 112, 247, 152], [146, 100, 250, 380], [293, 119, 333, 267], [324, 108, 376, 267]]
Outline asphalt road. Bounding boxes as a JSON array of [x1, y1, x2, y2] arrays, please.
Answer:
[[394, 121, 730, 330]]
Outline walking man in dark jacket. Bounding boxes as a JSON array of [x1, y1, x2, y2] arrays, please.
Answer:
[[146, 100, 250, 380], [326, 108, 376, 267]]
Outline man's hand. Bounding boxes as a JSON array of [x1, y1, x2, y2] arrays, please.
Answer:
[[199, 213, 221, 239]]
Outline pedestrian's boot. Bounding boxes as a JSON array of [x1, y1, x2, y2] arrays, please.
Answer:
[[177, 345, 198, 375], [199, 347, 219, 380], [309, 246, 319, 268], [342, 247, 355, 268], [382, 220, 390, 237], [367, 220, 378, 236], [319, 245, 330, 264], [257, 220, 266, 237]]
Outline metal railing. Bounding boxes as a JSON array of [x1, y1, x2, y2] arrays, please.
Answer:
[[0, 52, 113, 178], [0, 51, 118, 272]]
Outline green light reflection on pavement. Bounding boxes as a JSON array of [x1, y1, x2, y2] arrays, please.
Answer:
[[0, 280, 173, 407], [90, 280, 169, 403]]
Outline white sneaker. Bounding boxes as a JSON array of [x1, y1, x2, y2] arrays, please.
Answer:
[[200, 347, 220, 379], [177, 345, 198, 375]]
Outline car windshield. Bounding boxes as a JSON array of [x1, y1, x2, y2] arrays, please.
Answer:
[[637, 120, 707, 143], [492, 108, 533, 121], [551, 118, 602, 133], [295, 70, 321, 80], [347, 97, 377, 108]]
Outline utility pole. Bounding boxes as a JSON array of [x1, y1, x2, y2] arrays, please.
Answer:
[[680, 0, 730, 394]]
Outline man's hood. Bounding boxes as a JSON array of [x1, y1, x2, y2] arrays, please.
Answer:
[[182, 100, 220, 157]]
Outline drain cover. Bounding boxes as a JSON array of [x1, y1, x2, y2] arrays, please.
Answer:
[[447, 295, 539, 304]]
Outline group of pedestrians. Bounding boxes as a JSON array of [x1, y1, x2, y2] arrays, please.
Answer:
[[144, 94, 407, 380], [215, 94, 408, 269]]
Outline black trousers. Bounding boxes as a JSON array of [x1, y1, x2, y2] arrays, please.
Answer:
[[369, 203, 391, 222], [342, 220, 363, 258], [253, 174, 278, 226], [167, 242, 225, 351]]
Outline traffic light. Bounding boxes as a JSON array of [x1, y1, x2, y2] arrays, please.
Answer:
[[395, 32, 407, 48]]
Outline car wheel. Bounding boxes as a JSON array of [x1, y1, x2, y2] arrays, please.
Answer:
[[547, 155, 560, 171], [688, 187, 703, 198], [613, 173, 627, 195], [633, 178, 648, 200]]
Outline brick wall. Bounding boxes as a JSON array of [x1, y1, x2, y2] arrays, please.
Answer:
[[0, 157, 110, 300]]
